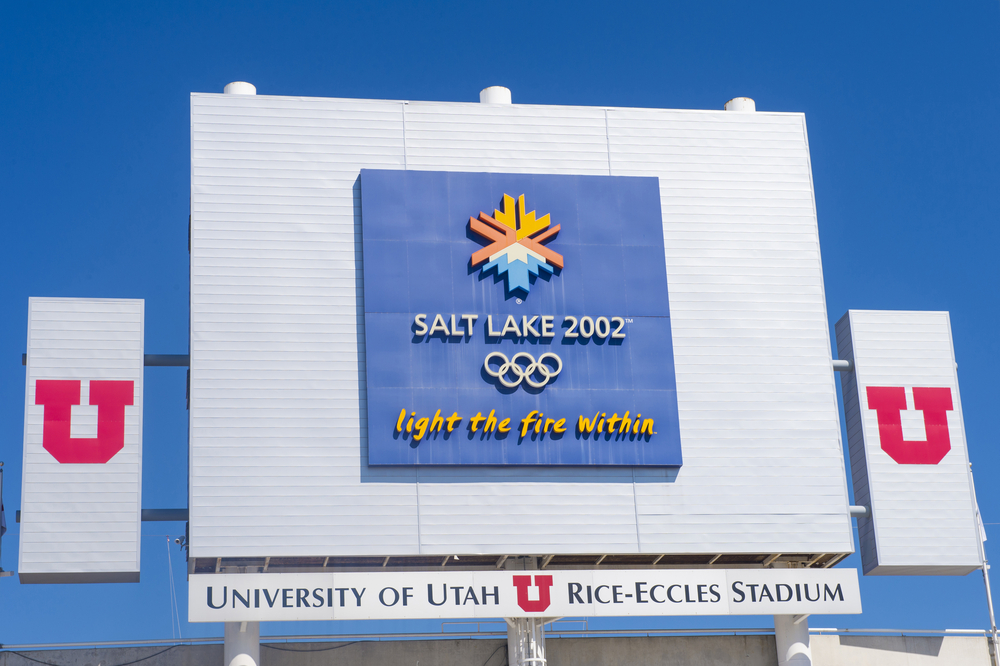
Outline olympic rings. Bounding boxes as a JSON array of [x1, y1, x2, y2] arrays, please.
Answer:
[[484, 351, 563, 389]]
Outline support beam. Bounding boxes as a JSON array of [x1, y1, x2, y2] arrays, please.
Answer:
[[144, 354, 190, 367], [25, 354, 853, 373], [762, 553, 782, 567], [507, 617, 547, 666], [224, 621, 259, 666], [774, 614, 811, 665], [23, 353, 189, 366], [141, 509, 188, 521], [822, 553, 849, 568], [18, 508, 188, 523], [804, 553, 826, 568]]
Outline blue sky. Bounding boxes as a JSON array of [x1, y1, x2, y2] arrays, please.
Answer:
[[2, 0, 1000, 645]]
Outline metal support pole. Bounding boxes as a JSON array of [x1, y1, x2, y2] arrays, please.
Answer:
[[970, 467, 999, 663], [223, 622, 259, 666], [774, 614, 811, 666], [506, 618, 547, 666], [0, 462, 13, 576], [981, 560, 999, 666], [0, 463, 5, 569]]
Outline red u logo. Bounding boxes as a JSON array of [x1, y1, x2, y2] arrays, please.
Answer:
[[866, 386, 953, 465], [35, 380, 134, 464], [512, 574, 554, 612]]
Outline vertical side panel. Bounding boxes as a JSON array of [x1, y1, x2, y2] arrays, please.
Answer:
[[19, 297, 144, 583], [838, 309, 981, 575]]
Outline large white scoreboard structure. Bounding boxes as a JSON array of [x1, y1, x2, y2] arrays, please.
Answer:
[[186, 90, 854, 569]]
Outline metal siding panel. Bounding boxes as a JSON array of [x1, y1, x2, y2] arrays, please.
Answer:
[[609, 109, 851, 554], [189, 94, 418, 557], [837, 310, 981, 574], [403, 103, 609, 174], [190, 95, 853, 557], [18, 298, 144, 582]]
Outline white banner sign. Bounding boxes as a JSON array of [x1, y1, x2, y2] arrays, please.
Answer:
[[189, 568, 860, 622], [836, 310, 981, 575], [20, 297, 144, 584]]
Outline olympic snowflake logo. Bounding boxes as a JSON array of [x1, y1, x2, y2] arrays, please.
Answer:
[[469, 194, 563, 296]]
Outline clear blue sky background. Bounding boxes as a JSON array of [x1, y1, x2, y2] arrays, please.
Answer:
[[2, 0, 1000, 646]]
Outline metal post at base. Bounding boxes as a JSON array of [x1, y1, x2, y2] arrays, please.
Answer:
[[774, 614, 811, 666], [224, 621, 260, 666], [970, 467, 999, 660], [506, 617, 547, 666]]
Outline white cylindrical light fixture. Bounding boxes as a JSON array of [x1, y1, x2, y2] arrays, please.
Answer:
[[724, 97, 755, 112], [224, 81, 257, 95], [480, 86, 512, 104]]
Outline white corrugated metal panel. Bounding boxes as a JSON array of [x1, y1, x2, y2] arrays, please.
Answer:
[[189, 94, 417, 558], [607, 109, 850, 554], [189, 94, 853, 558], [19, 298, 144, 583], [403, 103, 609, 174], [836, 310, 981, 575]]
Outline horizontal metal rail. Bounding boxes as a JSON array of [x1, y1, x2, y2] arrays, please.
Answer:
[[16, 509, 188, 523], [22, 354, 189, 367], [0, 629, 771, 650], [18, 506, 867, 526], [1, 627, 988, 651], [143, 355, 190, 367], [811, 628, 987, 635], [22, 355, 851, 372], [141, 509, 188, 521]]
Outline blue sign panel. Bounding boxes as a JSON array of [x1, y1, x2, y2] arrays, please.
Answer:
[[360, 169, 681, 466]]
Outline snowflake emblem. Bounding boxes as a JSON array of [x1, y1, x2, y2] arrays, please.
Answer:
[[469, 194, 563, 296]]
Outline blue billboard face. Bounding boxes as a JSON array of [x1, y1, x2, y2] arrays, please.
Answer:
[[360, 169, 681, 466]]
